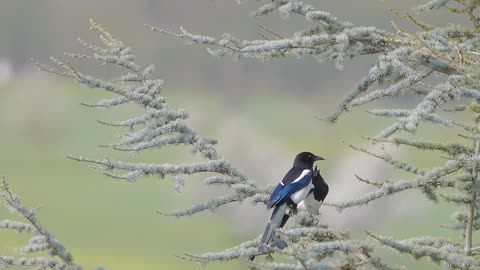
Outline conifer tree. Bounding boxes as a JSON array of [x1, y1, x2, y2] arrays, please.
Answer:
[[2, 0, 480, 269], [31, 18, 387, 269], [144, 0, 480, 268]]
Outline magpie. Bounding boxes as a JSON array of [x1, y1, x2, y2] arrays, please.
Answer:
[[301, 165, 329, 215], [257, 152, 325, 254], [277, 165, 329, 227]]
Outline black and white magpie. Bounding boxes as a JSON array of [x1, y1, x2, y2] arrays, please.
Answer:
[[257, 152, 325, 254]]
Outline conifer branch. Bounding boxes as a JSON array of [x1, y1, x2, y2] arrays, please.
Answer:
[[35, 20, 396, 270], [180, 210, 384, 269], [28, 0, 480, 268], [0, 178, 96, 270], [151, 0, 476, 127], [345, 142, 426, 175], [367, 231, 480, 269], [37, 20, 259, 218], [368, 137, 472, 157], [333, 159, 461, 209], [465, 137, 480, 255], [147, 0, 480, 268]]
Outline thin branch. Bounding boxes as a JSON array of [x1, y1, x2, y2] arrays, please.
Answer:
[[465, 137, 480, 255], [355, 175, 382, 187], [256, 22, 285, 39], [0, 178, 77, 268], [456, 0, 480, 29]]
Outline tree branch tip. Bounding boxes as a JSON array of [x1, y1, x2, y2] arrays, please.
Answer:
[[101, 171, 129, 180], [112, 146, 132, 152], [96, 120, 108, 125], [471, 246, 480, 251], [314, 115, 334, 123], [325, 114, 340, 123], [361, 136, 384, 144], [144, 24, 159, 32], [364, 230, 379, 240], [177, 253, 208, 264], [156, 210, 170, 216], [254, 21, 284, 39], [457, 133, 477, 141], [444, 108, 461, 112], [320, 202, 345, 213], [79, 102, 99, 108], [354, 174, 382, 187], [174, 254, 189, 261], [0, 177, 8, 190], [342, 141, 359, 150], [66, 156, 84, 162]]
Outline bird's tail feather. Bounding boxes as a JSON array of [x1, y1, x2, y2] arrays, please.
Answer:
[[258, 203, 287, 254]]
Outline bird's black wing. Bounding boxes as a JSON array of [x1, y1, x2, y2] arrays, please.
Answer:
[[312, 167, 329, 202]]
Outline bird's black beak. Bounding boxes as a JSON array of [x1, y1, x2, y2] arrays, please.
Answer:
[[314, 155, 325, 161]]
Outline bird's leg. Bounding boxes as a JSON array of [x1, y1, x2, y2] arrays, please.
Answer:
[[312, 216, 320, 226], [285, 204, 298, 216], [291, 204, 298, 215]]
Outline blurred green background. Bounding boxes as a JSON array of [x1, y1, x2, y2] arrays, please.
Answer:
[[0, 1, 472, 269]]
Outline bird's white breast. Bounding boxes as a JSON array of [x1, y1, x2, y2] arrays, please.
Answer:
[[290, 183, 314, 204]]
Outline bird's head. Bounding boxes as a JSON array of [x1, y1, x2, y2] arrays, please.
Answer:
[[293, 152, 324, 169]]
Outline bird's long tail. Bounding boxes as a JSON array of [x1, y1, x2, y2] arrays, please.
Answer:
[[258, 202, 288, 254]]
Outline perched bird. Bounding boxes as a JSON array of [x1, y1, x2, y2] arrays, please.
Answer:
[[257, 152, 325, 254], [301, 165, 329, 215]]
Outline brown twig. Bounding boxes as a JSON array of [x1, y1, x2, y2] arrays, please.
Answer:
[[464, 138, 480, 255], [255, 22, 285, 39]]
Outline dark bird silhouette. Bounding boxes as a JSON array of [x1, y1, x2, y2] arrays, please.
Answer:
[[256, 152, 325, 255], [302, 165, 329, 215]]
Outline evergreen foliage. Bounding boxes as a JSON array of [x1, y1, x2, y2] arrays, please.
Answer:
[[33, 19, 387, 269], [33, 19, 268, 220], [144, 0, 480, 268], [2, 0, 480, 269], [0, 178, 98, 270]]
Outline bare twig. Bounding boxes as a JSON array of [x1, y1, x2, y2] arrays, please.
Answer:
[[255, 22, 285, 39], [465, 137, 480, 255]]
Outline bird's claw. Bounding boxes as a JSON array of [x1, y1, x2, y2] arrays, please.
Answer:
[[285, 206, 298, 216]]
